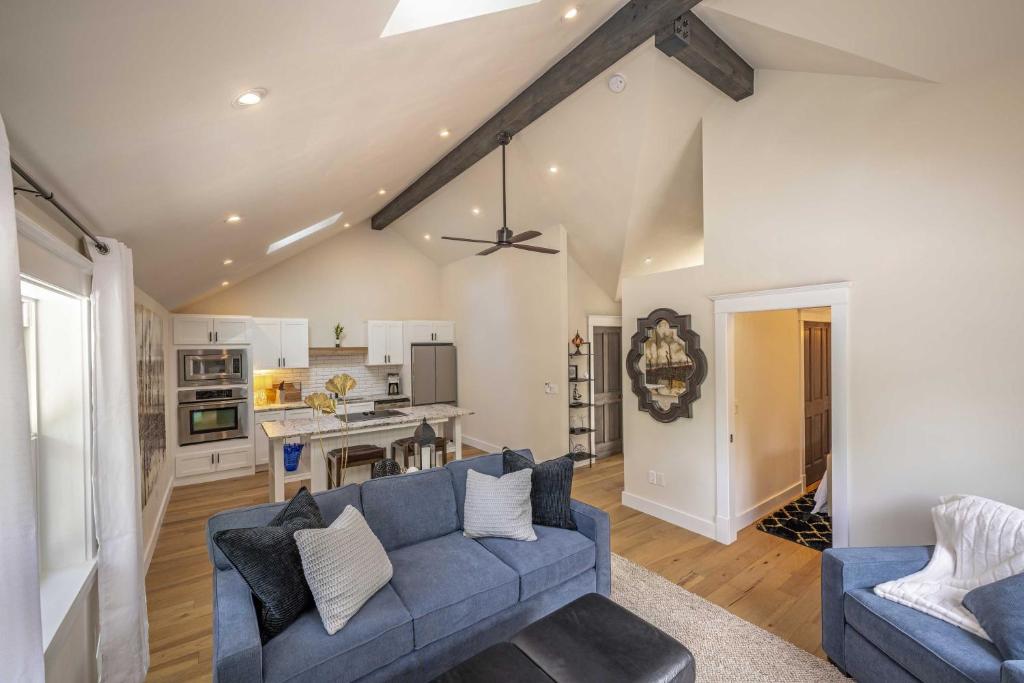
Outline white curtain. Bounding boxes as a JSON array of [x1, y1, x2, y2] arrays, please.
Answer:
[[88, 237, 149, 682], [0, 116, 46, 681]]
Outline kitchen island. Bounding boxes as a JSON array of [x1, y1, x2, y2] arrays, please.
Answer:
[[261, 404, 473, 502]]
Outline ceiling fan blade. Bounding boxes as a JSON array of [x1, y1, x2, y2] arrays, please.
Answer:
[[477, 245, 502, 256], [508, 230, 542, 243], [511, 243, 560, 255], [442, 236, 499, 245]]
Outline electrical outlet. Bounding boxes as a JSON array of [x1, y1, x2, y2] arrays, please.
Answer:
[[648, 470, 657, 484], [656, 472, 666, 487]]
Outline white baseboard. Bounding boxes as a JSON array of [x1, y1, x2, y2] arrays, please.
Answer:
[[731, 481, 804, 532], [144, 473, 174, 572], [621, 491, 717, 540], [462, 435, 501, 454]]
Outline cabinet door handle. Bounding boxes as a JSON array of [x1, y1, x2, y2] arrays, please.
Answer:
[[283, 357, 286, 367], [215, 330, 219, 342], [216, 452, 220, 464], [208, 331, 212, 342]]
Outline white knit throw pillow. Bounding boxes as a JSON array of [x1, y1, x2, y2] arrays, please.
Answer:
[[463, 468, 537, 541], [294, 505, 392, 635]]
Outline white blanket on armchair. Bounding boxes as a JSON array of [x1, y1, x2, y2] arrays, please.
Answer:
[[874, 494, 1024, 641]]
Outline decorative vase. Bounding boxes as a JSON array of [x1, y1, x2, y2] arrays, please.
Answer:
[[283, 442, 304, 472]]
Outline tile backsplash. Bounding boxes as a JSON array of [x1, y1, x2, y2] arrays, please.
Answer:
[[257, 353, 400, 399]]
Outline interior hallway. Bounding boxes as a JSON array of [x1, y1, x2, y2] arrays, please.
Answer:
[[144, 452, 823, 682]]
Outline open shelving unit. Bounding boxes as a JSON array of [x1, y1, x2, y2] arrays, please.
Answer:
[[568, 342, 595, 466]]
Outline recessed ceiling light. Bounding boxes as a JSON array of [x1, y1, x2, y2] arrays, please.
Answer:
[[471, 207, 481, 215], [223, 258, 233, 265], [233, 88, 267, 108], [424, 234, 431, 240], [563, 6, 579, 20], [266, 212, 344, 254], [378, 188, 387, 195], [225, 214, 242, 224], [644, 257, 653, 264], [439, 129, 450, 138], [221, 281, 230, 287], [549, 165, 559, 174], [343, 222, 351, 228]]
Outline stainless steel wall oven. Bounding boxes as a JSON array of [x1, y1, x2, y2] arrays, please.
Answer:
[[177, 387, 249, 446]]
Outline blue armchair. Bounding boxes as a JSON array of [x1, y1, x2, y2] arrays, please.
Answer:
[[822, 546, 1022, 683]]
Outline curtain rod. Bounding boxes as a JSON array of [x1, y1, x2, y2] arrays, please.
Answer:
[[10, 159, 109, 255]]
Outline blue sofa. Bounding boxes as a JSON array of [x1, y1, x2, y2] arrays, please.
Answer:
[[822, 546, 1023, 683], [206, 450, 611, 682]]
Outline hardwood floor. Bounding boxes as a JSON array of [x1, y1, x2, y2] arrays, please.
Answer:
[[145, 452, 823, 681]]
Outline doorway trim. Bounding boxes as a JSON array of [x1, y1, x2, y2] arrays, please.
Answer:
[[588, 315, 622, 457], [711, 282, 851, 547]]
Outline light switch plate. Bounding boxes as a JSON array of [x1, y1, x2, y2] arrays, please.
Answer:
[[544, 382, 558, 395]]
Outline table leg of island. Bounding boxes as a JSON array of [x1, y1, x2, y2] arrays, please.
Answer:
[[448, 416, 463, 460], [270, 438, 285, 503]]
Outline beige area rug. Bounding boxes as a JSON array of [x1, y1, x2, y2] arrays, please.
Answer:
[[611, 554, 846, 682]]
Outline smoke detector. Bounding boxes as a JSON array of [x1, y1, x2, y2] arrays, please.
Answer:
[[607, 73, 627, 93]]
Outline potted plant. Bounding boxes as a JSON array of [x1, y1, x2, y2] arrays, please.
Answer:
[[334, 323, 344, 347]]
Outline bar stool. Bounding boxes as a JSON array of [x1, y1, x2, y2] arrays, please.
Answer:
[[391, 436, 449, 469], [327, 444, 386, 488]]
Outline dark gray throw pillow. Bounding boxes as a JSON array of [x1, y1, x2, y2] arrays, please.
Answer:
[[502, 448, 576, 530], [213, 487, 325, 642], [963, 573, 1024, 661]]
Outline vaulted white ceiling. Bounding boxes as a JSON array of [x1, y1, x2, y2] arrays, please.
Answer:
[[2, 0, 1022, 307]]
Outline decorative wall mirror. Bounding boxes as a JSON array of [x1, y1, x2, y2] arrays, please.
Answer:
[[625, 308, 708, 422]]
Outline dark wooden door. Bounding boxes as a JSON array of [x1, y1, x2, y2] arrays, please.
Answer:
[[804, 321, 831, 485], [593, 326, 623, 457]]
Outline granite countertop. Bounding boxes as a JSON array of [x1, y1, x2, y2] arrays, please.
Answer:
[[261, 404, 472, 439], [255, 393, 409, 413]]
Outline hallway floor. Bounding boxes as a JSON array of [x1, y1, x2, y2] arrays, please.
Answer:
[[144, 452, 823, 682]]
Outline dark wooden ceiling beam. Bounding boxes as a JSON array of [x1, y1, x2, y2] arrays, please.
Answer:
[[372, 0, 703, 230], [655, 12, 753, 101]]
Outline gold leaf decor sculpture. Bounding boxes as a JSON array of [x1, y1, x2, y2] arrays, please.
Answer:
[[325, 374, 358, 485], [304, 392, 337, 476]]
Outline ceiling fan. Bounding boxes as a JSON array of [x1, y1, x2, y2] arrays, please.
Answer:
[[442, 131, 560, 256]]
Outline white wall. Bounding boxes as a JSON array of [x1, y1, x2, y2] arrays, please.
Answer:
[[441, 227, 569, 458], [622, 61, 1024, 546], [731, 310, 803, 528], [178, 224, 444, 347], [567, 253, 619, 340]]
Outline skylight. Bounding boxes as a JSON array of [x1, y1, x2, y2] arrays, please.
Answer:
[[381, 0, 542, 38], [266, 212, 344, 254]]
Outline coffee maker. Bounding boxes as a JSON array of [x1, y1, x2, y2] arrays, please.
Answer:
[[387, 373, 401, 395]]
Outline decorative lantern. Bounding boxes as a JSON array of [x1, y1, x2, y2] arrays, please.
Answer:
[[571, 330, 585, 355], [413, 418, 436, 470]]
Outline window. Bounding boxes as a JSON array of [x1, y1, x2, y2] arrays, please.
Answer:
[[20, 277, 94, 591]]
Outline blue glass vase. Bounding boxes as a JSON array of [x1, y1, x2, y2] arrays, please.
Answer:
[[283, 442, 304, 472]]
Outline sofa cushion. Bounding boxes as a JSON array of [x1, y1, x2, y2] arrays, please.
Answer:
[[963, 572, 1024, 661], [462, 468, 537, 541], [845, 588, 1002, 683], [207, 484, 361, 570], [447, 450, 535, 524], [262, 583, 413, 683], [387, 531, 519, 649], [477, 525, 596, 600], [360, 468, 458, 551], [503, 448, 576, 530]]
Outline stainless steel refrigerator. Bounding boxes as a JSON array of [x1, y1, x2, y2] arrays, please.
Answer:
[[410, 343, 458, 406]]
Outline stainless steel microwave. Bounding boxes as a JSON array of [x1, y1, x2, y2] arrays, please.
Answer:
[[177, 387, 249, 446], [178, 348, 247, 386]]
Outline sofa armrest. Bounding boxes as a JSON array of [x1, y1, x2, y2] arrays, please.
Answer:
[[570, 499, 611, 596], [213, 568, 263, 683], [1003, 661, 1024, 683], [821, 546, 933, 672]]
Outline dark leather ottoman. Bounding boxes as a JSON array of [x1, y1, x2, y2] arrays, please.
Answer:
[[436, 593, 695, 683]]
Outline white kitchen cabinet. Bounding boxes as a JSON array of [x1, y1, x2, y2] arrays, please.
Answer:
[[173, 315, 250, 345], [216, 446, 252, 472], [404, 320, 456, 345], [252, 318, 309, 369], [367, 321, 404, 365], [175, 446, 253, 479], [214, 318, 250, 344], [281, 320, 310, 369]]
